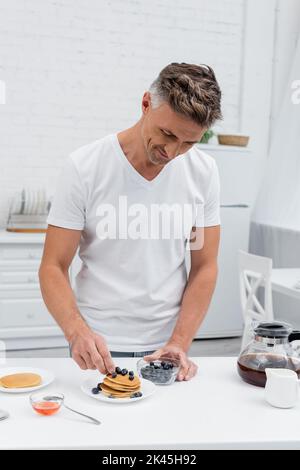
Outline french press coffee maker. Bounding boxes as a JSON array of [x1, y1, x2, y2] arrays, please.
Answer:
[[237, 321, 300, 387]]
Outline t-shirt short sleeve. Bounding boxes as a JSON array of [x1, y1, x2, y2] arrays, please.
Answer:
[[47, 156, 86, 230], [195, 158, 221, 227]]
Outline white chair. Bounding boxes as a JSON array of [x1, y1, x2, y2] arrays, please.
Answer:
[[238, 250, 274, 350]]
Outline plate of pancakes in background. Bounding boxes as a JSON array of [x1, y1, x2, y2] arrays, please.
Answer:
[[81, 367, 156, 404], [0, 367, 54, 393]]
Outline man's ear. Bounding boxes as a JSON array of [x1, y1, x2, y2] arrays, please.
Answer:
[[142, 91, 151, 114]]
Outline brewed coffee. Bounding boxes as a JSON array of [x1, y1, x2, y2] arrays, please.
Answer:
[[237, 353, 300, 387]]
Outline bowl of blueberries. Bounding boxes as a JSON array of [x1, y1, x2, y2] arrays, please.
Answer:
[[137, 357, 180, 385]]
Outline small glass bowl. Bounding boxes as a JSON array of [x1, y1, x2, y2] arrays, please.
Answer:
[[30, 392, 64, 416], [137, 357, 180, 385]]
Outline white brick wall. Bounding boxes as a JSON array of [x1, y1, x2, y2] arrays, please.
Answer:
[[0, 0, 245, 227]]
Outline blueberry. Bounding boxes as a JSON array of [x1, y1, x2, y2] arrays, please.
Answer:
[[92, 387, 99, 394], [150, 362, 154, 367], [154, 364, 160, 369], [121, 368, 128, 376], [129, 375, 134, 381], [129, 370, 134, 376], [161, 361, 165, 367], [97, 383, 102, 390], [163, 364, 170, 370], [169, 363, 174, 369], [115, 367, 122, 374]]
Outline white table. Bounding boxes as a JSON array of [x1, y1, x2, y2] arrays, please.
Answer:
[[271, 268, 300, 300], [1, 357, 300, 450]]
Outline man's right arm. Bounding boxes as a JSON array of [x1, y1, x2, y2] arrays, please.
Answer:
[[38, 224, 115, 374]]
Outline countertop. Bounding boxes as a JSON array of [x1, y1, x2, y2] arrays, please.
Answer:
[[1, 357, 300, 450]]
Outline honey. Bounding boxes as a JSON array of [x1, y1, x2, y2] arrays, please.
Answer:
[[32, 401, 61, 416]]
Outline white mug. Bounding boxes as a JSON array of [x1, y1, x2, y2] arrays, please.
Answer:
[[265, 368, 299, 409]]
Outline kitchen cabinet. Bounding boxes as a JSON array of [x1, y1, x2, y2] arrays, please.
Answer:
[[0, 230, 68, 351]]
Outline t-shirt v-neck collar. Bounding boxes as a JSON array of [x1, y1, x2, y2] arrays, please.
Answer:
[[111, 133, 171, 189]]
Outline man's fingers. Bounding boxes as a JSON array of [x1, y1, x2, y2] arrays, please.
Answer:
[[144, 349, 163, 362], [73, 352, 88, 370], [177, 365, 188, 381], [178, 361, 198, 381], [176, 352, 191, 381], [90, 342, 106, 374], [184, 362, 198, 381], [176, 352, 190, 381], [94, 338, 114, 374], [91, 352, 106, 374], [102, 351, 115, 375], [178, 351, 190, 370], [70, 331, 114, 373], [82, 352, 94, 370]]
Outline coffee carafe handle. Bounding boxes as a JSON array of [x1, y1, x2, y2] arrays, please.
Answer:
[[288, 330, 300, 342]]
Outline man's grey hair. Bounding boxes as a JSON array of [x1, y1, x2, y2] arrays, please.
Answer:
[[148, 62, 222, 128]]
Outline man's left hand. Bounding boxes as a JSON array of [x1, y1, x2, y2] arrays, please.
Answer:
[[144, 343, 198, 381]]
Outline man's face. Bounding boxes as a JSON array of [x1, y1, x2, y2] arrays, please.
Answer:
[[140, 91, 206, 166]]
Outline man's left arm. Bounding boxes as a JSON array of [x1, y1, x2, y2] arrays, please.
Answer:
[[145, 225, 220, 381]]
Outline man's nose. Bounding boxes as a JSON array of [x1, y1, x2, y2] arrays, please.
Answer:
[[165, 142, 181, 159]]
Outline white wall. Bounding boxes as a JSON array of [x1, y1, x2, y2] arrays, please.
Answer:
[[270, 0, 300, 138], [0, 0, 248, 227], [0, 0, 278, 227]]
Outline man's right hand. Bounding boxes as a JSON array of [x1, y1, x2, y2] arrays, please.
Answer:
[[69, 326, 115, 374]]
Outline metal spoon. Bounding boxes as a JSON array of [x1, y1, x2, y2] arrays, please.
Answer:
[[0, 409, 9, 421], [44, 395, 101, 425]]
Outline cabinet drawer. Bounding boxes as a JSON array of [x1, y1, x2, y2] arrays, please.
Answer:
[[0, 260, 40, 271], [0, 283, 41, 299], [0, 247, 43, 261], [0, 298, 55, 327], [0, 271, 39, 284]]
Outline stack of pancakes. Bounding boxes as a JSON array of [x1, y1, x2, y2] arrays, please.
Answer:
[[101, 372, 141, 398]]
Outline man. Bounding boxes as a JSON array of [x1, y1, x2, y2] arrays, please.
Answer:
[[39, 62, 222, 382]]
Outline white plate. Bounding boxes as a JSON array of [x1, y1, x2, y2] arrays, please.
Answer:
[[27, 189, 32, 215], [39, 188, 45, 214], [37, 189, 42, 215], [11, 192, 19, 215], [37, 188, 42, 214], [15, 191, 23, 215], [81, 377, 156, 404], [30, 189, 36, 215], [0, 367, 55, 394], [24, 188, 29, 214], [33, 189, 38, 215], [31, 189, 36, 215], [20, 189, 25, 214], [27, 188, 32, 215], [29, 189, 34, 215], [43, 189, 48, 214]]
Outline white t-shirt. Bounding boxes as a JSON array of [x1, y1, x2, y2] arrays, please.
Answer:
[[47, 133, 221, 351]]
